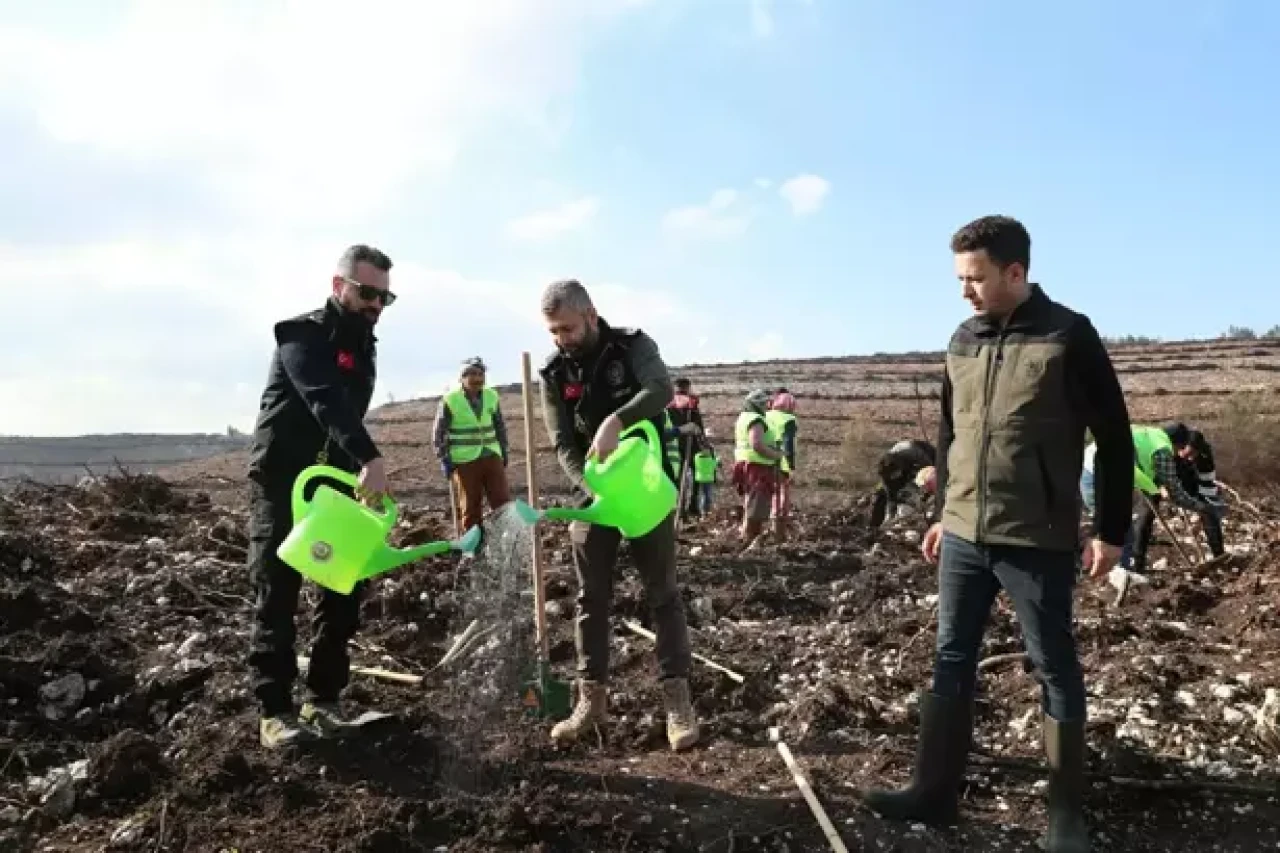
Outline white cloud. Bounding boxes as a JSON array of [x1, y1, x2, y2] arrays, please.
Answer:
[[0, 1, 691, 435], [779, 173, 831, 216], [0, 236, 708, 435], [505, 197, 601, 242], [0, 1, 638, 226], [750, 0, 775, 38], [661, 188, 752, 239], [747, 331, 785, 359]]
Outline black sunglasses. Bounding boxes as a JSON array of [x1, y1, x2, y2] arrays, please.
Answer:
[[341, 276, 397, 306]]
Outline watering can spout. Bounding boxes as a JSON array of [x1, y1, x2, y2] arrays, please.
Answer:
[[541, 504, 602, 525], [361, 524, 484, 580], [363, 540, 453, 579]]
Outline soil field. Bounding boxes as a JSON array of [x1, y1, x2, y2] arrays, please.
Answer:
[[4, 338, 1280, 852]]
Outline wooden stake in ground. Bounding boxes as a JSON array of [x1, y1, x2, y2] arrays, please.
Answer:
[[675, 435, 693, 533], [768, 727, 851, 853], [443, 384, 461, 538], [520, 351, 551, 664], [621, 619, 745, 683], [297, 656, 423, 685], [1175, 504, 1210, 563], [1142, 493, 1196, 569]]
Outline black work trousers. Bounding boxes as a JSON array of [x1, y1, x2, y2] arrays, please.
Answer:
[[570, 512, 691, 683], [246, 478, 364, 716]]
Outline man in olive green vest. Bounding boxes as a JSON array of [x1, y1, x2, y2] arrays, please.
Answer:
[[863, 215, 1134, 853], [432, 357, 512, 533]]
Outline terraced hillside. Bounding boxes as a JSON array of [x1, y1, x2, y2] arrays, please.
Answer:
[[166, 337, 1280, 506]]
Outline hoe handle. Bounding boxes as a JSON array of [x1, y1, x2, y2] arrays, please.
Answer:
[[521, 352, 551, 663]]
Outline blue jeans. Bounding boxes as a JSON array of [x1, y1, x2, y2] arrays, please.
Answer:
[[1080, 468, 1134, 568], [932, 532, 1086, 721], [697, 483, 714, 514]]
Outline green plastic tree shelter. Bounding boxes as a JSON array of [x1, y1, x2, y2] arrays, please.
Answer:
[[276, 465, 481, 594]]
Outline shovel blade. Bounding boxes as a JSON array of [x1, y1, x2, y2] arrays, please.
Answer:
[[520, 661, 571, 720]]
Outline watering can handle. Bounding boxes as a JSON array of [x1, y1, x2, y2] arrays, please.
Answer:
[[623, 418, 660, 446], [585, 418, 662, 480], [290, 464, 398, 529]]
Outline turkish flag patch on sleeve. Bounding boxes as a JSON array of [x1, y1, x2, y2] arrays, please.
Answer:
[[563, 382, 583, 400], [336, 350, 355, 371]]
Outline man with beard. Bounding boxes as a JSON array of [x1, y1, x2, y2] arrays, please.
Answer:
[[245, 244, 394, 748], [537, 279, 700, 751], [863, 216, 1133, 853]]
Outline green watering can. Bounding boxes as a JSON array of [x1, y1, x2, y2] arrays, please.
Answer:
[[512, 419, 677, 538], [277, 465, 482, 595]]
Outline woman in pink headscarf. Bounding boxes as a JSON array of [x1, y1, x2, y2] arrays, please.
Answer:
[[765, 391, 798, 540]]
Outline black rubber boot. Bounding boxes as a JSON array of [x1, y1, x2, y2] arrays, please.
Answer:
[[863, 691, 973, 825], [1043, 714, 1091, 853]]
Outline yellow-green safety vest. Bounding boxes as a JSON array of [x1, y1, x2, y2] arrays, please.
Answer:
[[1132, 425, 1172, 496], [734, 411, 776, 466], [764, 410, 796, 473], [443, 387, 502, 464], [693, 450, 718, 483]]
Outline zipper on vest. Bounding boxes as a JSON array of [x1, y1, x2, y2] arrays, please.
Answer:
[[977, 335, 1006, 541]]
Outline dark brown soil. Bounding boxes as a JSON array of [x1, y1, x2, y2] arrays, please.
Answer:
[[2, 473, 1279, 852]]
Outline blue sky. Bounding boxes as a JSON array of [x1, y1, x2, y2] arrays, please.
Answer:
[[1, 0, 1276, 435]]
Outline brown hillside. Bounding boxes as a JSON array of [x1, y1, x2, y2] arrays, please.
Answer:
[[166, 337, 1280, 504]]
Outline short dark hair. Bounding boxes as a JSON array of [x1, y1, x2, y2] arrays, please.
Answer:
[[1164, 421, 1191, 447], [337, 244, 393, 277], [950, 215, 1031, 272], [675, 377, 691, 389]]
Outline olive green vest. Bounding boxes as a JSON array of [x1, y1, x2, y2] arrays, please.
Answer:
[[940, 287, 1087, 552]]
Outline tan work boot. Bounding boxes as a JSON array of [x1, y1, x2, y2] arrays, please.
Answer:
[[259, 713, 315, 749], [550, 681, 608, 745], [662, 677, 700, 751], [299, 700, 360, 739]]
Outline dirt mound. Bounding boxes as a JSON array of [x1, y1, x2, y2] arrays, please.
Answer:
[[2, 473, 1280, 851]]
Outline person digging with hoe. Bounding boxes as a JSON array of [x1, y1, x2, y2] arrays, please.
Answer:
[[537, 279, 700, 751], [862, 216, 1134, 853], [245, 244, 396, 748]]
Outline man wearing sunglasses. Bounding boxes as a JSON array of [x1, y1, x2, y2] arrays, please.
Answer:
[[245, 244, 395, 748]]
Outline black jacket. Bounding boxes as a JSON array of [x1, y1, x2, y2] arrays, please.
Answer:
[[247, 298, 380, 485], [539, 319, 675, 500]]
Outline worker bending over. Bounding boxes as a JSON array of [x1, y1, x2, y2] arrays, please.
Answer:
[[870, 439, 937, 528], [1172, 424, 1226, 558], [1082, 423, 1214, 574]]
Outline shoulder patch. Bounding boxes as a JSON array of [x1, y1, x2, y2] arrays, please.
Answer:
[[273, 311, 327, 345]]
